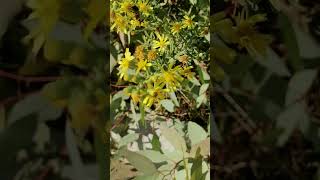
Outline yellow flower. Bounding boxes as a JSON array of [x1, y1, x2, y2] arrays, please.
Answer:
[[153, 32, 170, 52], [111, 14, 128, 34], [130, 18, 141, 30], [181, 66, 195, 79], [136, 59, 152, 73], [118, 48, 134, 80], [140, 21, 149, 27], [182, 15, 195, 29], [119, 0, 133, 14], [147, 50, 157, 61], [158, 66, 184, 91], [234, 11, 272, 55], [137, 0, 153, 16], [143, 81, 167, 107], [171, 22, 182, 34], [134, 45, 145, 60]]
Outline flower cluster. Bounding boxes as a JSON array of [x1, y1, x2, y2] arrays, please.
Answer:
[[111, 0, 209, 110]]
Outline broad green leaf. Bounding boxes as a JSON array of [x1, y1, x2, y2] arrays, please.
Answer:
[[33, 122, 50, 152], [160, 99, 175, 113], [118, 133, 139, 147], [191, 150, 205, 180], [119, 149, 158, 175], [65, 121, 87, 180], [189, 0, 197, 5], [189, 76, 201, 86], [187, 122, 208, 146], [151, 134, 162, 152], [190, 138, 210, 157], [8, 93, 62, 125], [199, 84, 209, 95], [196, 94, 207, 108], [160, 125, 187, 152], [95, 118, 109, 180], [278, 13, 303, 71], [137, 150, 169, 163], [255, 47, 290, 77], [276, 102, 310, 146], [285, 69, 317, 106], [134, 172, 161, 180], [169, 92, 180, 107]]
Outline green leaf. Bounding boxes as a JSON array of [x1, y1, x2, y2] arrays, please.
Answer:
[[119, 149, 158, 175], [189, 0, 197, 5], [278, 13, 303, 71], [118, 133, 139, 147], [276, 102, 310, 146], [95, 119, 109, 180], [159, 125, 187, 152], [134, 172, 161, 180], [191, 150, 204, 180], [255, 47, 290, 77], [285, 69, 318, 106], [199, 84, 209, 95], [8, 93, 62, 125], [196, 94, 207, 108], [137, 150, 169, 163], [160, 99, 175, 113], [190, 138, 210, 157], [169, 92, 180, 107], [187, 122, 208, 146], [151, 134, 162, 152], [65, 121, 87, 180]]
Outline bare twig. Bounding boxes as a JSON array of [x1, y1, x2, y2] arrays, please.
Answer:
[[0, 70, 60, 83], [215, 84, 257, 130]]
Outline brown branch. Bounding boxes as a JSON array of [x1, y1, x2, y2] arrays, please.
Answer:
[[111, 114, 127, 130], [0, 70, 60, 83], [111, 84, 128, 88]]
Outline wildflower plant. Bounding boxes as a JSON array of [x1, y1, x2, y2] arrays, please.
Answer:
[[110, 0, 210, 179], [111, 0, 210, 114]]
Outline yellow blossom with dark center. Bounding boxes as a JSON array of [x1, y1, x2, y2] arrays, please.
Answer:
[[171, 22, 182, 34]]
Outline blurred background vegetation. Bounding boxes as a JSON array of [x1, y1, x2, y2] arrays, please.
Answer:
[[212, 0, 320, 179]]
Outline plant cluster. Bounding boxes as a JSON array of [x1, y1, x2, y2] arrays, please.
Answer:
[[110, 0, 210, 179]]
